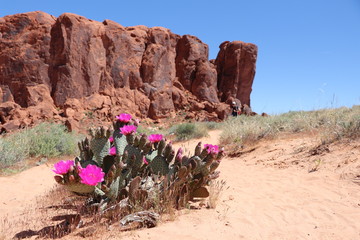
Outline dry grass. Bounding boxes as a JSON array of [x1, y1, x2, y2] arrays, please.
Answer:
[[208, 180, 228, 209], [220, 105, 360, 153]]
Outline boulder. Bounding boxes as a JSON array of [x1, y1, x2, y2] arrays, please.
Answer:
[[23, 84, 54, 107], [215, 103, 231, 120], [148, 90, 175, 120], [0, 101, 21, 118]]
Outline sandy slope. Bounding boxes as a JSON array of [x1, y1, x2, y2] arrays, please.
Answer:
[[1, 131, 360, 240]]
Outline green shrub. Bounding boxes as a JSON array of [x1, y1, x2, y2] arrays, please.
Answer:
[[202, 121, 220, 130], [0, 135, 28, 168], [0, 122, 81, 168], [171, 122, 208, 141]]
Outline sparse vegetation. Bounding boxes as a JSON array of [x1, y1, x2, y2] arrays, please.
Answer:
[[170, 122, 215, 141], [220, 105, 360, 151], [208, 180, 228, 209], [308, 159, 322, 173], [137, 124, 166, 136], [201, 121, 220, 130], [0, 122, 81, 169]]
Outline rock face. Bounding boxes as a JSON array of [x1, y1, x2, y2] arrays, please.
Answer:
[[216, 41, 258, 106], [176, 35, 219, 103], [0, 11, 258, 132], [0, 11, 55, 106]]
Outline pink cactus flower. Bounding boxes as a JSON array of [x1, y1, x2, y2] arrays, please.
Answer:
[[79, 165, 105, 186], [109, 146, 116, 156], [116, 113, 132, 123], [148, 134, 163, 143], [109, 136, 114, 143], [52, 160, 74, 175], [204, 144, 219, 154], [143, 156, 149, 165], [120, 125, 137, 135]]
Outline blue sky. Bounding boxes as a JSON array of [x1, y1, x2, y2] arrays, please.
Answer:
[[2, 0, 360, 114]]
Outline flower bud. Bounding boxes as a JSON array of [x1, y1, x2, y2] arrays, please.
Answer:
[[69, 174, 75, 183], [111, 165, 116, 171], [107, 170, 114, 179], [175, 147, 183, 163], [101, 184, 109, 192], [54, 175, 63, 184]]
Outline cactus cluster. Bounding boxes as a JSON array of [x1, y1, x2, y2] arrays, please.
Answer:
[[53, 113, 225, 219]]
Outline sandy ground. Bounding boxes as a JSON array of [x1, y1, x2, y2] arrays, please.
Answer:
[[1, 131, 360, 240]]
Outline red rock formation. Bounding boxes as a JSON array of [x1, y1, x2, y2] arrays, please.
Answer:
[[0, 11, 258, 132], [49, 13, 106, 105], [101, 22, 147, 91], [176, 35, 208, 90], [0, 11, 55, 107], [140, 27, 179, 119], [216, 41, 258, 106], [192, 60, 219, 103], [175, 35, 219, 103]]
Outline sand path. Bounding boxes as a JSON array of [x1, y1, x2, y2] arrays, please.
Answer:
[[1, 130, 359, 240]]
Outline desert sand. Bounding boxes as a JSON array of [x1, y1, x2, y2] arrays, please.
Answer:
[[1, 130, 359, 240]]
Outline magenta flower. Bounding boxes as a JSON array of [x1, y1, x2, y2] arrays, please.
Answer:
[[204, 144, 219, 154], [120, 125, 137, 135], [79, 165, 105, 186], [143, 156, 149, 165], [53, 160, 74, 175], [116, 113, 132, 123], [109, 146, 116, 156], [148, 134, 163, 143], [109, 136, 114, 143]]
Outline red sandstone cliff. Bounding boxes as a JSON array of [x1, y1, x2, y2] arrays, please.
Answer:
[[0, 11, 257, 132]]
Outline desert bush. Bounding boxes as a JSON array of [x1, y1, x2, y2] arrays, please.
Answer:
[[25, 122, 79, 157], [0, 134, 28, 168], [170, 122, 209, 141], [220, 105, 360, 148], [201, 121, 220, 130], [0, 122, 80, 168]]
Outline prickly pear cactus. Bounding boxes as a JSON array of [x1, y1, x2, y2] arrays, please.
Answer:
[[112, 121, 128, 156], [89, 127, 111, 165], [52, 112, 226, 224], [78, 138, 93, 162], [146, 140, 174, 176], [66, 183, 95, 194]]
